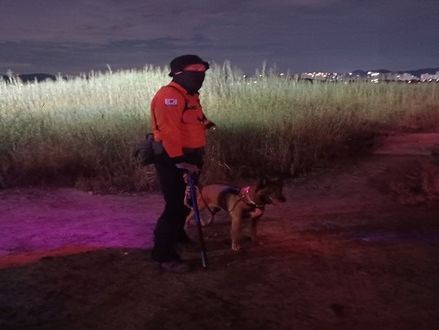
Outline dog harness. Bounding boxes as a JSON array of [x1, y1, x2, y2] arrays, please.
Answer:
[[226, 186, 265, 213], [240, 186, 266, 209]]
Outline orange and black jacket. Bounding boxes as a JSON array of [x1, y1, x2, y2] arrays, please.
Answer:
[[151, 81, 209, 163]]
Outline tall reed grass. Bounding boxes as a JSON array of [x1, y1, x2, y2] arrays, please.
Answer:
[[1, 63, 438, 190]]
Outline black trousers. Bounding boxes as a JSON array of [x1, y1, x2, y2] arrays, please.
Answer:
[[151, 148, 204, 262], [151, 153, 189, 262]]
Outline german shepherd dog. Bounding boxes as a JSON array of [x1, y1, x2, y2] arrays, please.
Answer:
[[186, 177, 286, 251]]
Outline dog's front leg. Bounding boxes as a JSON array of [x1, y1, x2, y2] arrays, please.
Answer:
[[230, 214, 241, 251]]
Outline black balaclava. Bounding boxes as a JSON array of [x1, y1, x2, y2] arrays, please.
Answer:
[[172, 71, 205, 95], [168, 54, 209, 94]]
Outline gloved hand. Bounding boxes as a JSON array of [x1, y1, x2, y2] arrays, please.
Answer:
[[175, 162, 200, 175], [202, 119, 217, 130]]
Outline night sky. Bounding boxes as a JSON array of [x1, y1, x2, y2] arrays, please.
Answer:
[[0, 0, 438, 75]]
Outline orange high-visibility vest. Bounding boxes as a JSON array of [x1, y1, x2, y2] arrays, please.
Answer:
[[151, 81, 207, 158]]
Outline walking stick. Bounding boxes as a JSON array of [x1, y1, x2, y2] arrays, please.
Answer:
[[187, 173, 208, 269]]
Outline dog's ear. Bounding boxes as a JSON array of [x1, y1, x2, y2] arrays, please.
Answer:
[[257, 174, 285, 188], [268, 173, 284, 184], [257, 176, 268, 188]]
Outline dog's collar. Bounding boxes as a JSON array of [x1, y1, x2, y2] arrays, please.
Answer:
[[240, 186, 265, 209]]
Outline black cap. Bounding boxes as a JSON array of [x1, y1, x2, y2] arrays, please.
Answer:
[[168, 54, 209, 77]]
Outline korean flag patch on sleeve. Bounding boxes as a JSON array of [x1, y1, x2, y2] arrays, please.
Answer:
[[164, 98, 178, 106]]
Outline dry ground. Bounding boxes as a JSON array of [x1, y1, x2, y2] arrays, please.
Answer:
[[0, 132, 439, 330]]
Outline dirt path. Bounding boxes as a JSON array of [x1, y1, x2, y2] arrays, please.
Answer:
[[0, 132, 439, 329], [0, 189, 163, 267]]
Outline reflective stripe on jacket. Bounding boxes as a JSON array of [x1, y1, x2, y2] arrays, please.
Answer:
[[150, 81, 206, 159]]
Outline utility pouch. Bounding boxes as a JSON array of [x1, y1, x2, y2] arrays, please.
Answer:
[[133, 133, 155, 165], [152, 139, 164, 155]]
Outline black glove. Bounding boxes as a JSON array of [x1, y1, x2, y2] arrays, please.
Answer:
[[175, 162, 200, 175], [204, 119, 216, 130]]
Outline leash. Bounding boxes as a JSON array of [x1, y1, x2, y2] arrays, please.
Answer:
[[184, 184, 216, 217], [186, 174, 208, 269]]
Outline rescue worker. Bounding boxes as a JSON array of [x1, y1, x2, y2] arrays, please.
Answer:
[[150, 54, 214, 273]]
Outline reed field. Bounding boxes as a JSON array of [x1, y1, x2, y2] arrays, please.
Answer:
[[1, 63, 438, 191]]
